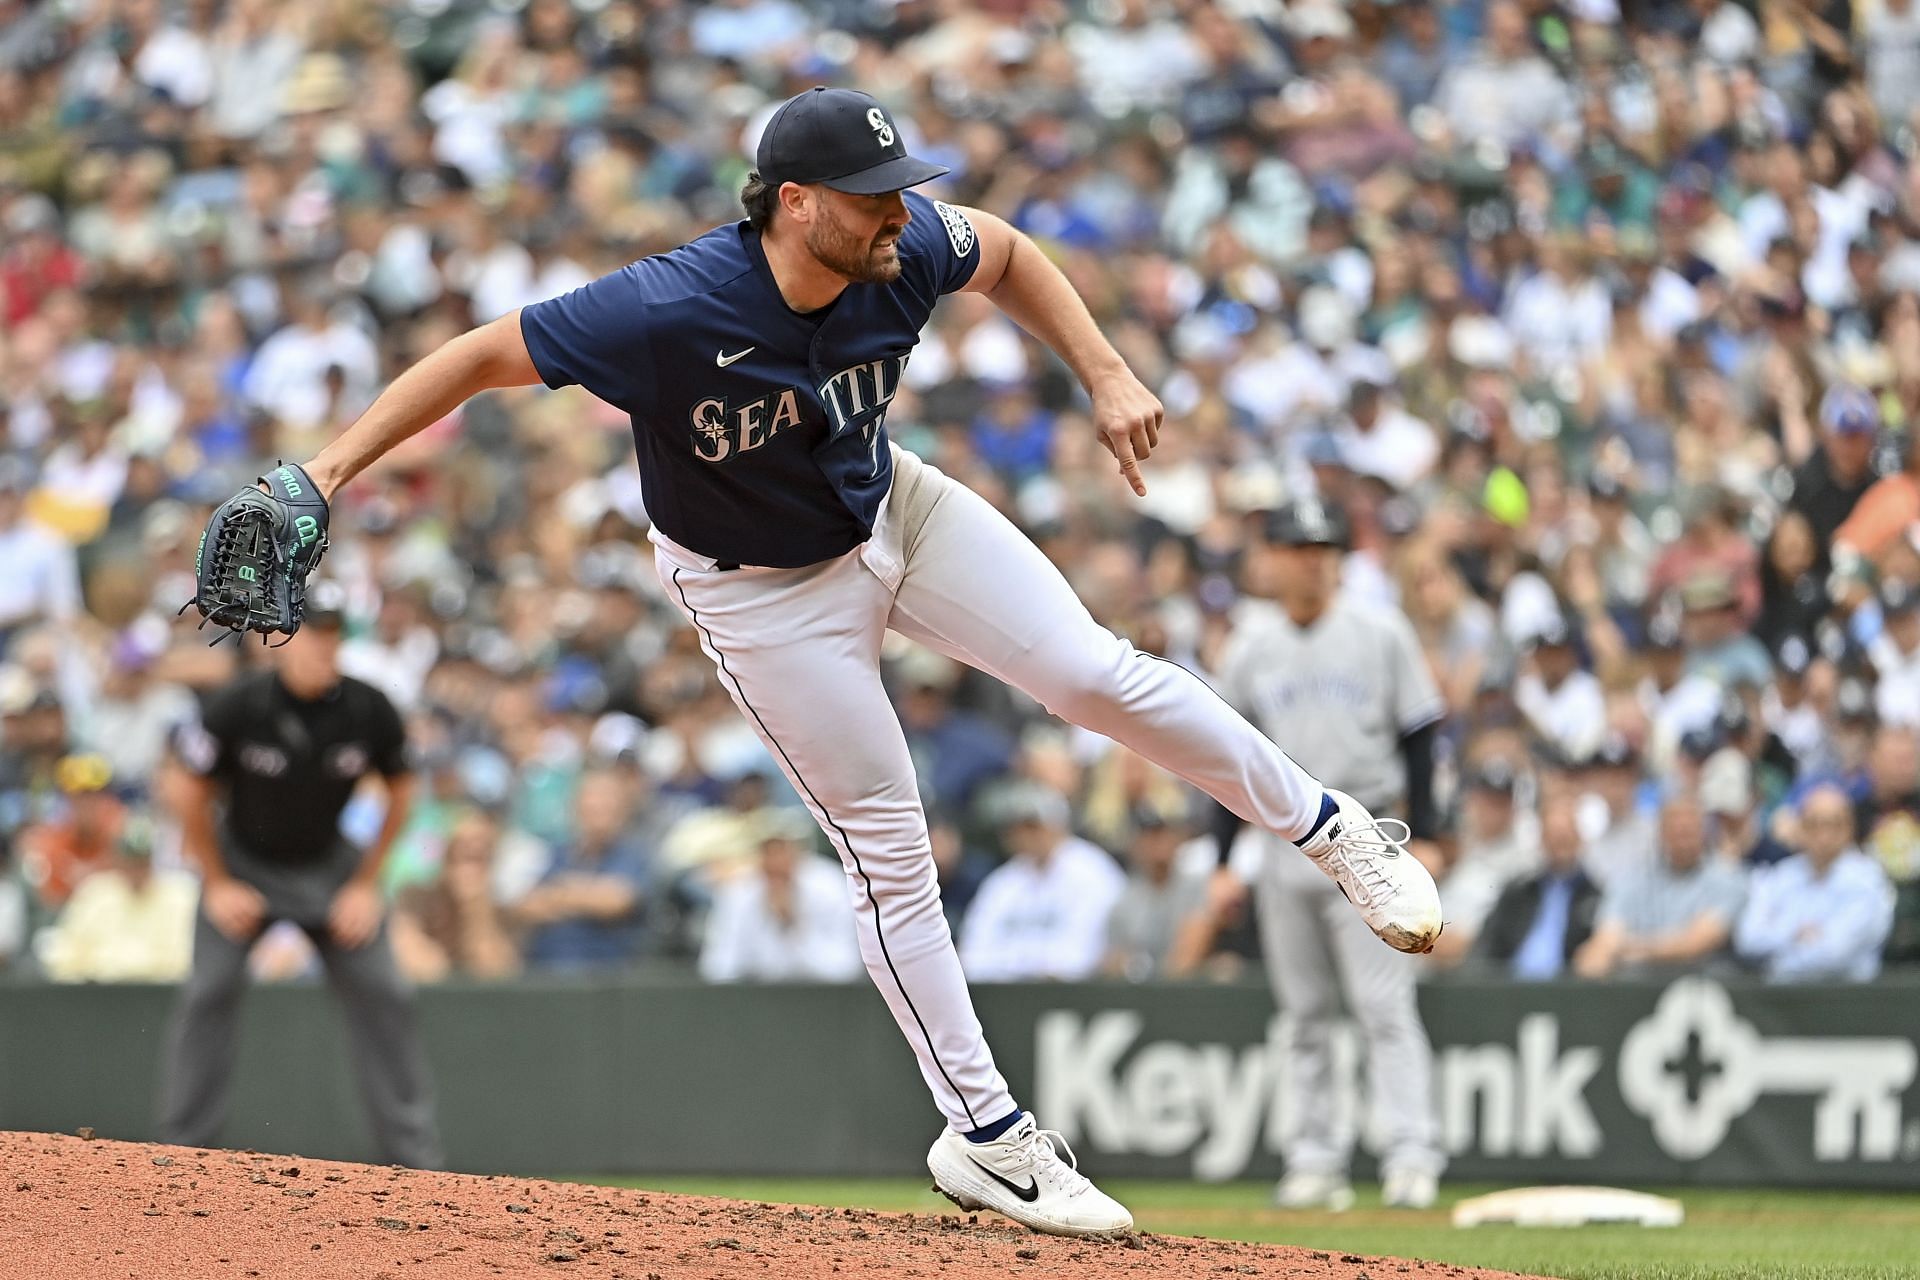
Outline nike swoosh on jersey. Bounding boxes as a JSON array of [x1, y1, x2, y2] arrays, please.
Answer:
[[967, 1156, 1040, 1202], [715, 347, 755, 367]]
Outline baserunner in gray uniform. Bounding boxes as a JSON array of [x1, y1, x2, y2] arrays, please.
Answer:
[[1213, 498, 1445, 1210]]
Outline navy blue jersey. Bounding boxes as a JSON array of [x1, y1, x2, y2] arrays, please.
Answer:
[[520, 191, 980, 567]]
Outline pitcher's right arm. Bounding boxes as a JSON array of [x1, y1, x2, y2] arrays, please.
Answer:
[[304, 310, 543, 501]]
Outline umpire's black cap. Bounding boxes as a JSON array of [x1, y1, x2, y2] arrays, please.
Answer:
[[757, 87, 950, 195], [1263, 497, 1350, 548], [304, 580, 349, 630]]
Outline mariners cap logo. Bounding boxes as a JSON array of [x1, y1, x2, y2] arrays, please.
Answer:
[[755, 86, 950, 196]]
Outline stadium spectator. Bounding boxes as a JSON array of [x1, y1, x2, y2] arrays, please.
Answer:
[[1431, 760, 1538, 965], [959, 784, 1125, 983], [1575, 793, 1748, 978], [391, 807, 522, 983], [893, 647, 1015, 821], [1515, 615, 1608, 765], [1678, 573, 1773, 692], [1735, 784, 1895, 982], [0, 669, 69, 844], [1834, 427, 1920, 572], [0, 458, 80, 649], [929, 811, 993, 935], [1853, 726, 1920, 964], [1573, 735, 1658, 887], [1757, 511, 1828, 652], [1639, 611, 1725, 772], [1433, 1, 1572, 146], [1648, 493, 1762, 628], [1101, 801, 1211, 981], [14, 752, 126, 923], [1870, 580, 1920, 727], [39, 815, 195, 983], [512, 767, 654, 972], [1334, 368, 1439, 494], [1397, 538, 1502, 715], [1786, 383, 1881, 572], [75, 617, 196, 790], [1865, 0, 1920, 132], [698, 810, 862, 984], [1473, 792, 1604, 980], [1763, 635, 1833, 779]]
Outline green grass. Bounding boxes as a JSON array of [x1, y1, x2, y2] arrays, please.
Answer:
[[556, 1175, 1920, 1280]]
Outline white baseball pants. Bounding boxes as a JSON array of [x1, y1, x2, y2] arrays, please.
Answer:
[[655, 447, 1325, 1132]]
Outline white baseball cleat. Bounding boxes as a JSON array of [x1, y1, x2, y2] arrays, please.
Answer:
[[1296, 789, 1444, 953], [927, 1114, 1133, 1237], [1273, 1171, 1356, 1212]]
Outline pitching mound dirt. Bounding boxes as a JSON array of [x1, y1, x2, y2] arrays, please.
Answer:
[[0, 1131, 1546, 1279]]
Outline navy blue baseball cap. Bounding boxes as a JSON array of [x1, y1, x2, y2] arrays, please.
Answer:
[[756, 87, 949, 195]]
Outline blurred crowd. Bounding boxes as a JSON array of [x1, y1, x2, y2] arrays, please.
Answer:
[[4, 0, 1920, 988]]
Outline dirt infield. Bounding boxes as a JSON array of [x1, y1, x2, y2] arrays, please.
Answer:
[[0, 1131, 1544, 1279]]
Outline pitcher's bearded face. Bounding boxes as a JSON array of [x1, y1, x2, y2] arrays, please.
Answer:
[[808, 189, 909, 284]]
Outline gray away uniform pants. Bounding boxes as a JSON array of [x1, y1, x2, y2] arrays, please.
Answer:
[[1257, 836, 1444, 1180], [157, 839, 444, 1169]]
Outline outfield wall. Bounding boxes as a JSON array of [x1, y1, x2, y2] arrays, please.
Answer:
[[3, 976, 1917, 1187]]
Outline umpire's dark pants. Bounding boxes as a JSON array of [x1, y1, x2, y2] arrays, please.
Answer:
[[157, 839, 445, 1169]]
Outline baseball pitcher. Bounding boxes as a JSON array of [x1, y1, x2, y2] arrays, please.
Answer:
[[187, 87, 1442, 1237]]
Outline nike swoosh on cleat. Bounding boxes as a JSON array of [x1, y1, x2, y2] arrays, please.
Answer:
[[716, 347, 755, 367], [967, 1156, 1039, 1202]]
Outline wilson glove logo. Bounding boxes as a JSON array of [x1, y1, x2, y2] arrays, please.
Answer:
[[276, 466, 303, 496], [295, 514, 321, 548]]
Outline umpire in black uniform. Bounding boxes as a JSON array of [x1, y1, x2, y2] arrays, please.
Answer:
[[160, 582, 443, 1168]]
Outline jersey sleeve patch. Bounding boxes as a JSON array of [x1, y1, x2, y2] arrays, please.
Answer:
[[175, 719, 221, 776], [934, 200, 975, 259]]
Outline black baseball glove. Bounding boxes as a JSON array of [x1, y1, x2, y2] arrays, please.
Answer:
[[187, 462, 331, 642]]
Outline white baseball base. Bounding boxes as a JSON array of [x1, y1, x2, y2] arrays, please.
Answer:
[[1451, 1186, 1685, 1228]]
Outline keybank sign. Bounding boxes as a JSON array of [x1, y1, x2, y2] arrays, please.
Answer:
[[1033, 978, 1917, 1180]]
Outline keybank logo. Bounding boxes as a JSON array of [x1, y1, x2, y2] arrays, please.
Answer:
[[1034, 981, 1917, 1177], [1620, 977, 1916, 1161], [1036, 1010, 1599, 1178]]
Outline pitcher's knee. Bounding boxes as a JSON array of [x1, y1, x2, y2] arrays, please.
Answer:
[[849, 871, 946, 943], [854, 870, 941, 920]]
